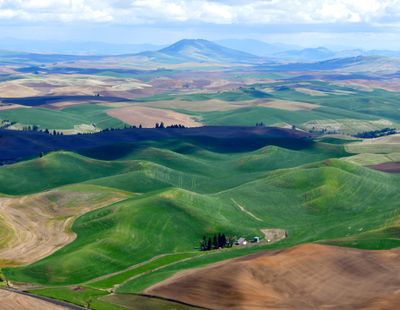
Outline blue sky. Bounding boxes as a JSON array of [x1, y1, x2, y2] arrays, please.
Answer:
[[1, 0, 400, 49]]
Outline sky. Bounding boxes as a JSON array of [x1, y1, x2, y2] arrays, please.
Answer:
[[1, 0, 400, 49]]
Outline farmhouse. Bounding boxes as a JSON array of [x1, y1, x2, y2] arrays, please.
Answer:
[[236, 237, 247, 246]]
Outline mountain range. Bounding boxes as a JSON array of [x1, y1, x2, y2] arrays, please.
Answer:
[[1, 38, 400, 65]]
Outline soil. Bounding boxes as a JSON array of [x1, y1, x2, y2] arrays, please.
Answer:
[[368, 162, 400, 173], [107, 106, 202, 128], [146, 243, 400, 310], [0, 290, 68, 310]]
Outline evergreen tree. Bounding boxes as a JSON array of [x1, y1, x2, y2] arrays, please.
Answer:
[[212, 235, 218, 249], [217, 233, 222, 248], [207, 237, 212, 250]]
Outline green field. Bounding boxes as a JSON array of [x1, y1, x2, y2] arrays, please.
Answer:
[[0, 121, 399, 310], [131, 81, 400, 134], [0, 104, 126, 130], [0, 133, 399, 310], [1, 80, 399, 135]]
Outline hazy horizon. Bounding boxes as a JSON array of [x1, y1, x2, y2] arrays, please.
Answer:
[[1, 0, 400, 51]]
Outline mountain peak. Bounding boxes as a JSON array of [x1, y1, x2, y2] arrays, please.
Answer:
[[139, 38, 261, 64], [160, 39, 228, 53]]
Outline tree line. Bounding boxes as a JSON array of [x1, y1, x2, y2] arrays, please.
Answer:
[[200, 233, 234, 251], [22, 125, 64, 135], [354, 127, 396, 139], [155, 122, 186, 129]]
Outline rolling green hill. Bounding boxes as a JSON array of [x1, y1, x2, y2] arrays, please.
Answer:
[[1, 135, 399, 309], [0, 104, 126, 131]]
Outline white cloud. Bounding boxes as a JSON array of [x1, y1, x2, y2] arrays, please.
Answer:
[[0, 0, 112, 22], [0, 0, 399, 26]]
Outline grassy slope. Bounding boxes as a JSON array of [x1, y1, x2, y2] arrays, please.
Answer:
[[0, 152, 134, 195], [5, 189, 261, 284], [1, 136, 399, 309], [0, 104, 126, 130], [3, 140, 400, 286]]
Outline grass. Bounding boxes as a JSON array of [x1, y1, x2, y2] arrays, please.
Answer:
[[0, 151, 134, 195], [1, 132, 400, 308], [343, 152, 400, 166], [0, 104, 126, 130], [5, 188, 261, 285], [346, 142, 400, 154], [101, 294, 201, 310], [317, 136, 361, 145], [27, 287, 127, 310], [131, 81, 400, 135], [88, 252, 201, 289]]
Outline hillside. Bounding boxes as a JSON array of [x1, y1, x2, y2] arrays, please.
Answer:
[[137, 39, 261, 64], [146, 243, 400, 310], [0, 129, 399, 309], [3, 138, 400, 286], [273, 47, 336, 62], [263, 55, 400, 73]]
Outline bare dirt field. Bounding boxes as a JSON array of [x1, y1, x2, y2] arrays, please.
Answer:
[[133, 99, 243, 112], [0, 186, 127, 266], [146, 243, 400, 310], [0, 83, 41, 98], [0, 290, 68, 310], [0, 74, 151, 99], [368, 162, 400, 173], [107, 106, 202, 128], [105, 98, 320, 114]]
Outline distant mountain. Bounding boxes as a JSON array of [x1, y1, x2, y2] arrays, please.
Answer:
[[0, 38, 165, 55], [267, 56, 368, 71], [273, 47, 336, 62], [216, 39, 297, 56], [137, 39, 262, 64], [272, 46, 400, 62], [357, 49, 400, 57], [259, 55, 400, 73]]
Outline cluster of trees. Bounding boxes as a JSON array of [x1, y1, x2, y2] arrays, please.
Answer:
[[155, 122, 186, 129], [22, 126, 64, 135], [255, 122, 265, 127], [200, 233, 232, 251], [354, 128, 397, 139], [166, 124, 186, 128], [309, 127, 332, 134], [44, 129, 63, 135], [307, 127, 340, 135], [22, 125, 40, 131], [0, 119, 15, 129], [101, 124, 141, 132]]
